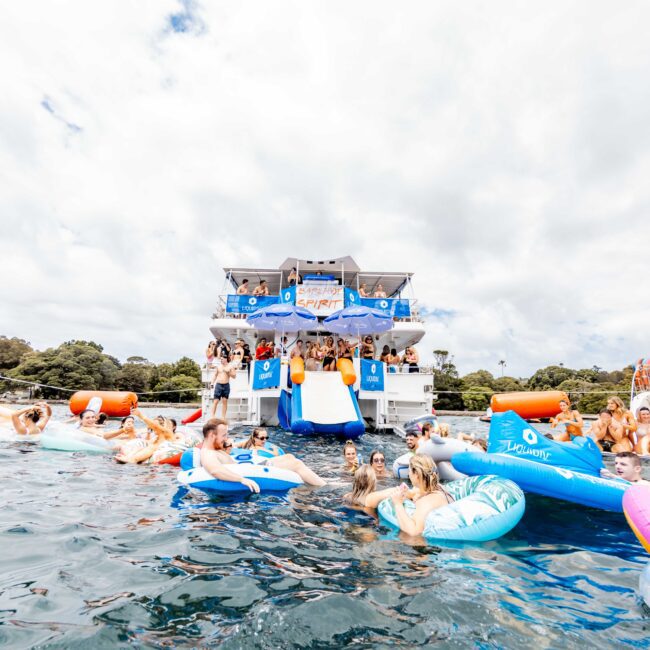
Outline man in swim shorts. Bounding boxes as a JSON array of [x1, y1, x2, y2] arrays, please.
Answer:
[[209, 359, 237, 420], [601, 451, 649, 484], [201, 419, 327, 488]]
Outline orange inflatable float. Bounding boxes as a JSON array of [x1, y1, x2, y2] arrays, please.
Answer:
[[69, 391, 138, 417], [290, 357, 305, 384], [490, 391, 569, 420], [336, 358, 357, 386]]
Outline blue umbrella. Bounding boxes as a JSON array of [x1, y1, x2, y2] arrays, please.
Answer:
[[323, 305, 393, 336], [247, 303, 317, 332]]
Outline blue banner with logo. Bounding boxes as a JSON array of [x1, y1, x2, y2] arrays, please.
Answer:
[[252, 358, 281, 390], [279, 286, 296, 304], [360, 298, 411, 318], [344, 288, 360, 307], [226, 295, 279, 314], [360, 359, 385, 391]]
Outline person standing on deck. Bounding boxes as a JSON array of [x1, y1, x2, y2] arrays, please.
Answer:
[[210, 359, 237, 420]]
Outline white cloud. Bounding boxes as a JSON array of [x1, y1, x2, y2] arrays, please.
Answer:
[[1, 1, 649, 376]]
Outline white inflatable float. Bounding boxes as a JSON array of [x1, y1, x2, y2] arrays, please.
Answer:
[[178, 464, 303, 494], [40, 422, 115, 453]]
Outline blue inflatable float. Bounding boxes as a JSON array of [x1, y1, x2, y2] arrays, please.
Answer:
[[378, 475, 525, 542], [178, 465, 303, 494], [451, 411, 627, 512]]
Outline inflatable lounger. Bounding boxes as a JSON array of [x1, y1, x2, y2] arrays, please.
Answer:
[[40, 423, 115, 453], [379, 475, 525, 543], [452, 452, 626, 512], [623, 485, 650, 553], [178, 465, 303, 494]]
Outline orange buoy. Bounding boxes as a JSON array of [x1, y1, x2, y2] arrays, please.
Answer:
[[69, 391, 138, 417], [290, 357, 305, 385], [490, 391, 569, 420], [336, 358, 357, 386]]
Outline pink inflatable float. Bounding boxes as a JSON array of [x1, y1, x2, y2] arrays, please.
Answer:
[[623, 484, 650, 553]]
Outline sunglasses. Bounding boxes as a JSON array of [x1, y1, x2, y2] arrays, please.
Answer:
[[255, 435, 268, 441], [372, 458, 385, 463]]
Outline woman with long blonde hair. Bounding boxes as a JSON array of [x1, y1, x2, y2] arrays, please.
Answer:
[[606, 396, 637, 447], [343, 465, 396, 508], [390, 454, 453, 536]]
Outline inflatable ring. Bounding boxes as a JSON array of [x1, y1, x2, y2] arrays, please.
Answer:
[[623, 484, 650, 553], [378, 475, 525, 543], [40, 422, 115, 453], [178, 465, 303, 494]]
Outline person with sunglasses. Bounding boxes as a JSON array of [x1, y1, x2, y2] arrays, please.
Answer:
[[361, 336, 375, 360], [368, 449, 389, 478], [238, 427, 283, 457]]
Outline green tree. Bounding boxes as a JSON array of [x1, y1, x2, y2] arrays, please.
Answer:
[[528, 365, 576, 390], [493, 376, 524, 393], [0, 336, 33, 371], [9, 341, 120, 398], [172, 356, 201, 382], [152, 374, 201, 403], [431, 352, 464, 410], [126, 356, 150, 365], [462, 385, 494, 411], [461, 370, 495, 390], [116, 363, 152, 394]]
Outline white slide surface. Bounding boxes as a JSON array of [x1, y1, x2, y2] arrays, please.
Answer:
[[300, 372, 358, 424]]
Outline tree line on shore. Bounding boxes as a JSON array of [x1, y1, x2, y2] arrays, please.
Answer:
[[0, 337, 634, 411], [0, 336, 202, 403]]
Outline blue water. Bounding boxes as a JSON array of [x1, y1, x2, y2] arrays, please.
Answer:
[[0, 409, 648, 648]]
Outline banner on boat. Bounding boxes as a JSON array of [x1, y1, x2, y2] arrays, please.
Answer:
[[279, 286, 296, 304], [360, 359, 385, 391], [360, 298, 411, 319], [344, 288, 360, 307], [295, 285, 344, 316], [226, 295, 279, 315], [252, 358, 281, 390]]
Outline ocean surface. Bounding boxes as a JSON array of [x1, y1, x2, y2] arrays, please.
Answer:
[[0, 406, 648, 648]]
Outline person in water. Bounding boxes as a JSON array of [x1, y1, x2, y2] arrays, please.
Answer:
[[405, 430, 419, 452], [10, 402, 51, 435], [606, 396, 637, 444], [200, 419, 326, 490], [472, 438, 488, 452], [634, 407, 650, 455], [389, 454, 454, 536], [342, 440, 361, 474], [587, 408, 631, 453], [236, 427, 283, 456], [114, 409, 185, 463], [550, 399, 584, 441], [601, 451, 649, 484], [343, 465, 397, 508], [368, 450, 389, 478]]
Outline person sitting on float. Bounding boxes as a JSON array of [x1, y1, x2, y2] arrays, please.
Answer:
[[10, 402, 51, 435], [200, 419, 326, 491], [550, 399, 584, 441], [405, 430, 420, 453], [600, 451, 649, 484], [368, 449, 389, 478], [418, 421, 435, 445], [607, 396, 637, 444], [235, 427, 283, 457], [437, 421, 475, 443], [389, 454, 455, 536], [634, 407, 650, 455], [342, 440, 361, 475], [343, 464, 396, 508], [587, 408, 632, 453], [114, 408, 177, 463], [472, 438, 488, 452]]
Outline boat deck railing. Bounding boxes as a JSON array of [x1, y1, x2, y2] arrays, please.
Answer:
[[211, 294, 424, 323]]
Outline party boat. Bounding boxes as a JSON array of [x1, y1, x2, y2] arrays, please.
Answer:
[[201, 256, 434, 435]]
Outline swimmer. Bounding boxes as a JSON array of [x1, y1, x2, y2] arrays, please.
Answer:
[[10, 402, 51, 435], [550, 399, 584, 441], [200, 419, 326, 490], [369, 450, 389, 478], [606, 396, 637, 444], [76, 409, 103, 435], [343, 465, 396, 508], [634, 407, 650, 455], [586, 409, 632, 453], [600, 451, 649, 485], [389, 454, 454, 536], [420, 422, 433, 442], [342, 440, 361, 475], [236, 427, 282, 457], [102, 415, 143, 442], [472, 438, 488, 452], [114, 409, 177, 463], [405, 430, 419, 452]]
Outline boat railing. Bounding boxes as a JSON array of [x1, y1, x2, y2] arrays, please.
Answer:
[[212, 294, 423, 323]]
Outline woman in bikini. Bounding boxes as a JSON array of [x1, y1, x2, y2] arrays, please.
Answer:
[[342, 440, 361, 475], [607, 396, 637, 445], [361, 336, 375, 360], [550, 399, 584, 441], [389, 454, 453, 536], [322, 336, 337, 371], [343, 465, 396, 508], [237, 427, 283, 457], [9, 402, 51, 435], [634, 406, 650, 455]]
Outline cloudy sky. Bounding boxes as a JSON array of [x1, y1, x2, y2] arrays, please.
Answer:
[[1, 1, 649, 377]]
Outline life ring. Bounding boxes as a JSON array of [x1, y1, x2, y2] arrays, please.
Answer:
[[623, 484, 650, 553], [378, 475, 525, 543], [40, 422, 115, 453], [178, 464, 303, 494]]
